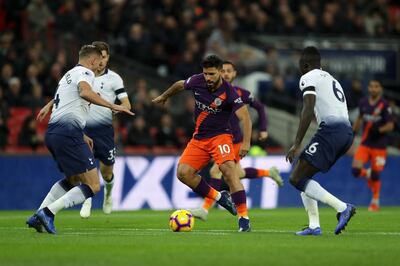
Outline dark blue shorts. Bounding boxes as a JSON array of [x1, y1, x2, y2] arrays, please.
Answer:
[[45, 133, 96, 177], [87, 133, 116, 166], [300, 122, 354, 173]]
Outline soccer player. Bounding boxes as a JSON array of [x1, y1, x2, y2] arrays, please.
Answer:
[[152, 55, 253, 232], [26, 45, 133, 234], [286, 47, 355, 236], [79, 41, 131, 218], [190, 61, 283, 221], [36, 42, 131, 218], [351, 80, 394, 211]]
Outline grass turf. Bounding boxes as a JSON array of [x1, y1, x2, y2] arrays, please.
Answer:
[[0, 207, 399, 266]]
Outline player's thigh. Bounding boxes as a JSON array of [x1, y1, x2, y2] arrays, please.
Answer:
[[209, 162, 223, 179], [210, 134, 236, 167], [179, 139, 211, 172], [370, 148, 387, 172], [290, 159, 319, 184], [46, 133, 96, 178], [352, 145, 370, 168], [92, 134, 116, 167], [236, 163, 246, 179]]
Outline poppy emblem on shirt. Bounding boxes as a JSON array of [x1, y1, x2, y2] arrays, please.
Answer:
[[214, 98, 222, 106]]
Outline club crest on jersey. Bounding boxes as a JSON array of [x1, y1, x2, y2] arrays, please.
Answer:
[[214, 98, 222, 106], [84, 71, 91, 76]]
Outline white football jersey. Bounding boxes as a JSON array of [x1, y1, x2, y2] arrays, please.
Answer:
[[299, 69, 350, 125], [86, 69, 128, 127], [48, 65, 95, 131]]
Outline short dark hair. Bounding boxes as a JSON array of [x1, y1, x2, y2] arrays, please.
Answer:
[[300, 46, 321, 67], [222, 60, 236, 70], [92, 41, 110, 55], [202, 55, 223, 69], [78, 44, 102, 59]]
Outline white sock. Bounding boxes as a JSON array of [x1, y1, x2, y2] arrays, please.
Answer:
[[104, 176, 114, 197], [301, 192, 320, 229], [39, 179, 72, 210], [304, 180, 347, 212], [215, 192, 221, 201], [47, 185, 93, 215]]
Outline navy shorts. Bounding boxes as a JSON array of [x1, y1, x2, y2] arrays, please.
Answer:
[[300, 122, 354, 173], [87, 133, 116, 166], [45, 133, 96, 177]]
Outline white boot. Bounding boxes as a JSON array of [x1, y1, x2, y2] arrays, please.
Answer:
[[80, 197, 92, 218]]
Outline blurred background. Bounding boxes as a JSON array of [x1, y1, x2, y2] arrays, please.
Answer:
[[0, 0, 399, 209]]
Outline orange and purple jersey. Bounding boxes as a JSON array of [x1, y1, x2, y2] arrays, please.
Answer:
[[359, 97, 393, 148], [230, 87, 267, 144], [184, 74, 244, 140]]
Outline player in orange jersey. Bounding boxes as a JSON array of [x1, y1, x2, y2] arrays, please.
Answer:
[[352, 80, 394, 211], [153, 55, 253, 232]]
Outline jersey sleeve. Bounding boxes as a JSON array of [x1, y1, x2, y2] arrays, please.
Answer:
[[382, 102, 394, 123], [184, 75, 197, 91], [112, 74, 128, 100], [299, 72, 317, 96], [76, 69, 95, 86], [229, 87, 245, 112]]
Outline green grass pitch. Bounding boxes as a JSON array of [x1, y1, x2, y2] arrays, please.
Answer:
[[1, 208, 399, 266]]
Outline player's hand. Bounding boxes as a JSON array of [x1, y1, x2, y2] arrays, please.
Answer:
[[259, 131, 268, 141], [83, 134, 94, 150], [286, 144, 300, 164], [36, 106, 51, 122], [152, 95, 167, 105], [111, 104, 135, 116], [239, 142, 250, 158]]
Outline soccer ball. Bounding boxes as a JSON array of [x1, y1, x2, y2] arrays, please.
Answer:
[[169, 210, 195, 232]]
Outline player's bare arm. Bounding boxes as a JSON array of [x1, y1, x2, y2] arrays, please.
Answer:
[[378, 121, 395, 134], [78, 81, 134, 116], [36, 99, 54, 122], [119, 97, 131, 110], [286, 93, 316, 163], [235, 105, 252, 158], [152, 80, 185, 105]]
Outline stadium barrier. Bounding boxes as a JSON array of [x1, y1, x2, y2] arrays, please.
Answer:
[[0, 155, 399, 210]]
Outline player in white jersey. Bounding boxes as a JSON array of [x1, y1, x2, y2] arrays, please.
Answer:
[[26, 45, 133, 234], [286, 47, 356, 236], [80, 41, 131, 218]]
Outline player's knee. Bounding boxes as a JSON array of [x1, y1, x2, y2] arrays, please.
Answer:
[[177, 165, 192, 182], [289, 175, 310, 192], [370, 171, 380, 181], [87, 182, 100, 194], [352, 167, 361, 178]]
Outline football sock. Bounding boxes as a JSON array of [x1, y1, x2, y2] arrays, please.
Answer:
[[304, 180, 347, 212], [47, 184, 94, 215], [231, 190, 248, 218], [301, 192, 320, 229], [243, 167, 270, 179], [367, 179, 381, 202], [104, 174, 114, 197], [193, 178, 221, 201], [202, 178, 222, 210], [38, 179, 74, 210]]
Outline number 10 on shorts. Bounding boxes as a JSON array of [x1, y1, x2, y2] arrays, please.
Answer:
[[218, 144, 231, 154]]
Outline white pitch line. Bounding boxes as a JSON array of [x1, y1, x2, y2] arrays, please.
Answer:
[[1, 227, 399, 236]]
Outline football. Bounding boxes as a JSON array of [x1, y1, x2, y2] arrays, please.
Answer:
[[169, 210, 195, 232]]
